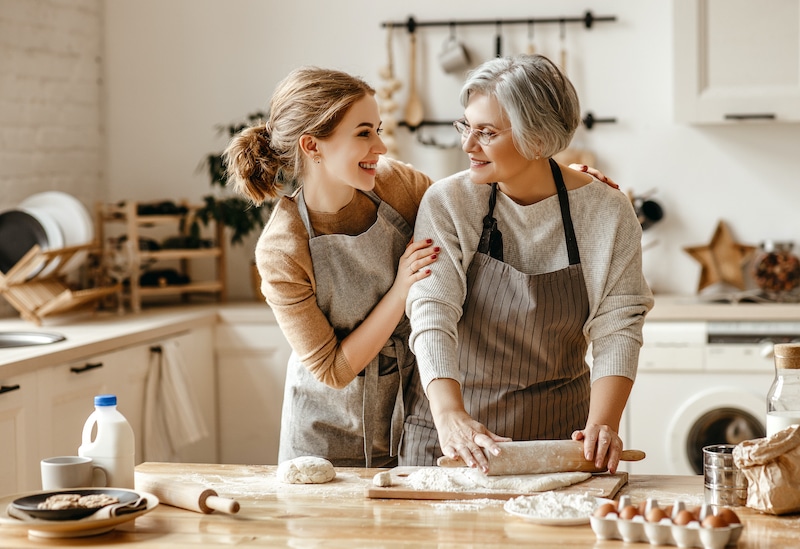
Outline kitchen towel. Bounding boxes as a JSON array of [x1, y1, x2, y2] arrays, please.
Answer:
[[143, 340, 209, 461]]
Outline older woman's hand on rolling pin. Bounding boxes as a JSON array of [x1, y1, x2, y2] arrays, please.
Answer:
[[572, 423, 624, 474], [427, 378, 512, 473]]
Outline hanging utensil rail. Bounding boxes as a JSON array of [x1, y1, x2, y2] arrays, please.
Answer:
[[381, 11, 616, 32]]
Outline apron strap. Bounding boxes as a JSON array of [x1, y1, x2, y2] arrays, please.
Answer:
[[477, 183, 504, 261], [295, 189, 316, 238], [548, 158, 581, 265], [362, 362, 377, 468], [361, 334, 408, 465]]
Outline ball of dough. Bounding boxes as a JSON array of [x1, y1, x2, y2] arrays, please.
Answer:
[[277, 456, 336, 484], [372, 470, 392, 487]]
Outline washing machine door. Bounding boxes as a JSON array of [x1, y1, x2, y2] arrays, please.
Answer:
[[667, 387, 765, 475]]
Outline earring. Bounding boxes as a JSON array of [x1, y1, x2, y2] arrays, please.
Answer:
[[313, 155, 321, 164]]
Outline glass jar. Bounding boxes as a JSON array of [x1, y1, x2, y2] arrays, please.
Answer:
[[766, 343, 800, 436], [752, 241, 800, 297]]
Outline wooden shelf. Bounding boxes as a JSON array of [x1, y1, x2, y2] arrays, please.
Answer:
[[96, 201, 227, 312]]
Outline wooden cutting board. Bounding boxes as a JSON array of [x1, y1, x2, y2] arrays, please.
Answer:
[[366, 466, 627, 501]]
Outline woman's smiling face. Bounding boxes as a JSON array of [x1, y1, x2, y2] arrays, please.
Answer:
[[316, 94, 387, 193], [461, 92, 530, 187]]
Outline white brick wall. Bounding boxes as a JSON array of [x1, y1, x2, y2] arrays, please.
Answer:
[[0, 0, 103, 317]]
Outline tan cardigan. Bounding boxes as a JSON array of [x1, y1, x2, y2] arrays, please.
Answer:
[[255, 157, 433, 388]]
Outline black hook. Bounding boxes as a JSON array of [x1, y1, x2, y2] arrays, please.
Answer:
[[583, 11, 595, 29], [582, 111, 617, 130], [406, 16, 416, 34]]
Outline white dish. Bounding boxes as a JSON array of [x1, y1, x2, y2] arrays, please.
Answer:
[[19, 191, 94, 275], [504, 494, 612, 526], [0, 488, 157, 539]]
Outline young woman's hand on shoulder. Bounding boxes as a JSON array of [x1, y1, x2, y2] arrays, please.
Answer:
[[390, 238, 439, 301]]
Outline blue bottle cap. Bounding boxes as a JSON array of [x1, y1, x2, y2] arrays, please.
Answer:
[[94, 394, 117, 406]]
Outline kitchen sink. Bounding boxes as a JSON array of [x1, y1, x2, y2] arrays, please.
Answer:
[[0, 331, 66, 348]]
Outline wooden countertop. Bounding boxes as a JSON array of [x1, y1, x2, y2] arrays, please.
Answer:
[[648, 294, 800, 321], [2, 462, 799, 547]]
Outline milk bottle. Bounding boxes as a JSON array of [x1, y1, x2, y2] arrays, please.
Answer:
[[78, 394, 135, 488]]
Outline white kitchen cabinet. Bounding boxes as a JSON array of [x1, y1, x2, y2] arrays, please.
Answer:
[[0, 372, 38, 495], [674, 0, 800, 123], [36, 345, 150, 467], [216, 314, 291, 465], [29, 327, 217, 493]]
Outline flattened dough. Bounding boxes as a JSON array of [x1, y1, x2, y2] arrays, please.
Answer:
[[277, 456, 336, 484], [405, 468, 591, 493]]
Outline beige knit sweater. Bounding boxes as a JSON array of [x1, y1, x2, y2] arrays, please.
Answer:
[[255, 157, 432, 389], [407, 170, 654, 391]]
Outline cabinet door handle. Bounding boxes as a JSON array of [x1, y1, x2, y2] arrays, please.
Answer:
[[724, 113, 776, 120], [0, 384, 21, 395], [70, 362, 104, 374]]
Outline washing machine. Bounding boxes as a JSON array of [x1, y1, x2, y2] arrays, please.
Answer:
[[623, 320, 800, 475]]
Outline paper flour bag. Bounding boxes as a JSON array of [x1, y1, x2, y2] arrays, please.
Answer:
[[733, 424, 800, 515]]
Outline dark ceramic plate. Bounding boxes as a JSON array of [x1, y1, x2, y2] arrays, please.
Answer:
[[11, 489, 138, 521], [0, 210, 47, 274]]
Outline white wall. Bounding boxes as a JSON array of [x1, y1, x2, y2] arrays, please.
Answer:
[[3, 0, 799, 304]]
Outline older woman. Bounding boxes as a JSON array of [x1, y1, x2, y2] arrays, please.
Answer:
[[402, 54, 653, 474]]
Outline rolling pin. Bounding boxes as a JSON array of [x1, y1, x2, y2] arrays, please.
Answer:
[[135, 472, 240, 514], [437, 440, 646, 476]]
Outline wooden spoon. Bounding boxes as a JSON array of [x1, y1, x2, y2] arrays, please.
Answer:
[[404, 31, 424, 128]]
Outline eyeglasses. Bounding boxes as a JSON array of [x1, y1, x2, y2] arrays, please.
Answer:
[[453, 119, 511, 146]]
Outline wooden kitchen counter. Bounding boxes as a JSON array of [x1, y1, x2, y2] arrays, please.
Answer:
[[3, 463, 800, 548]]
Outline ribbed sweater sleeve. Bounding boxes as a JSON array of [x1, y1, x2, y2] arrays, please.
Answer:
[[407, 171, 653, 393]]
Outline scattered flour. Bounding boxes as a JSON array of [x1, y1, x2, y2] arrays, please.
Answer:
[[504, 492, 599, 519], [404, 468, 591, 493], [431, 499, 505, 512]]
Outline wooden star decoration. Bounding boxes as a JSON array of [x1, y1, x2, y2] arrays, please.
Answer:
[[684, 221, 756, 291]]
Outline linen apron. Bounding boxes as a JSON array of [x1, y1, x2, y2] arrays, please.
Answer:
[[402, 159, 591, 465], [278, 189, 416, 468]]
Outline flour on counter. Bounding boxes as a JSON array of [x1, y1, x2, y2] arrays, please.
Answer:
[[504, 492, 598, 519], [404, 468, 591, 493]]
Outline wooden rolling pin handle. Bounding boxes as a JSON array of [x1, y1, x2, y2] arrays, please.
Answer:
[[437, 449, 646, 468], [622, 449, 646, 462], [204, 494, 240, 514]]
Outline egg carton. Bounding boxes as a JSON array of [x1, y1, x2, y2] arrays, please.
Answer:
[[590, 495, 743, 549]]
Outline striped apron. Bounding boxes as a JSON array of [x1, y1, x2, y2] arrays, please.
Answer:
[[402, 159, 591, 465], [278, 189, 416, 467]]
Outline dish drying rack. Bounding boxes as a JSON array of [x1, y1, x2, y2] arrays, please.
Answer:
[[0, 244, 120, 325]]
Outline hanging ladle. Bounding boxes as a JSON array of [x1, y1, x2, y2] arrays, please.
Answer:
[[404, 23, 424, 128], [526, 21, 536, 55]]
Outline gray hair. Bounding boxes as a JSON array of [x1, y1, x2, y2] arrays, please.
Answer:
[[459, 54, 580, 159]]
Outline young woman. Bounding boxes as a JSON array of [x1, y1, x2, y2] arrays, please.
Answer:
[[225, 67, 437, 467], [403, 54, 654, 474]]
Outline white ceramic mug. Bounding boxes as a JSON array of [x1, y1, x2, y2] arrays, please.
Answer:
[[439, 37, 470, 74], [40, 456, 107, 490]]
